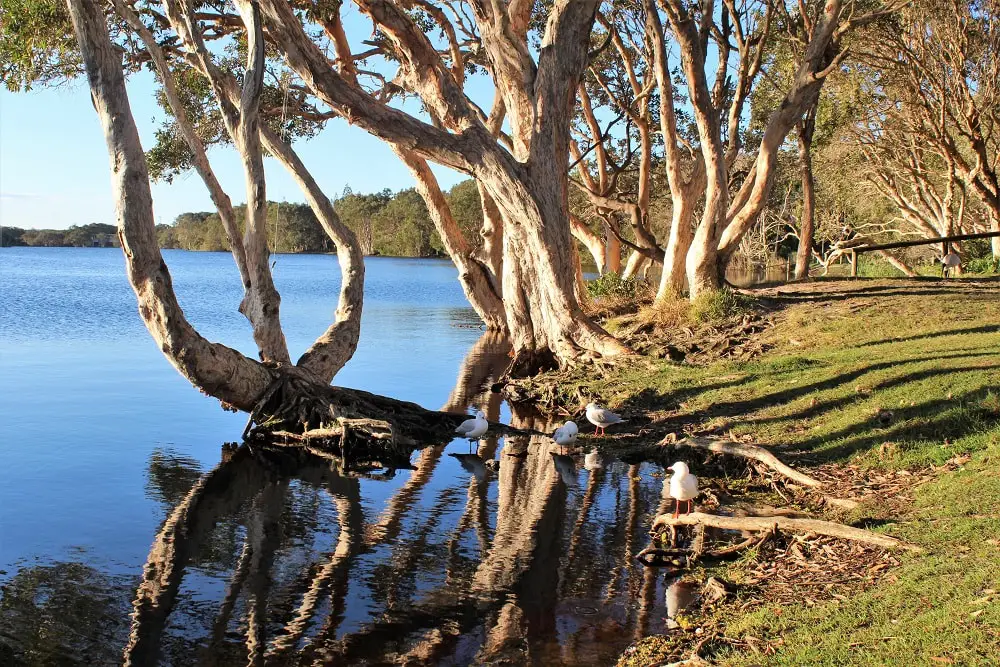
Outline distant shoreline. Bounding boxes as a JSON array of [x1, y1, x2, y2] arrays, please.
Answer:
[[0, 245, 453, 260]]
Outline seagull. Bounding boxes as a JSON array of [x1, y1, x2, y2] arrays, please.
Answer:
[[551, 452, 577, 486], [449, 453, 489, 482], [585, 402, 624, 436], [584, 448, 604, 472], [455, 410, 488, 440], [666, 461, 699, 518], [552, 420, 579, 453]]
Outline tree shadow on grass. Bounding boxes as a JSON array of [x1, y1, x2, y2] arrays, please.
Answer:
[[704, 351, 998, 421], [757, 277, 1000, 306], [732, 357, 1000, 430], [854, 325, 1000, 348], [790, 388, 999, 464]]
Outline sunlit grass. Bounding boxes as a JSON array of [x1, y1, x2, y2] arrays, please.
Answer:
[[592, 280, 1000, 665]]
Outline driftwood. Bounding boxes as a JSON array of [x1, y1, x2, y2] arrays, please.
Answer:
[[665, 436, 823, 487], [652, 511, 921, 552], [663, 436, 861, 511]]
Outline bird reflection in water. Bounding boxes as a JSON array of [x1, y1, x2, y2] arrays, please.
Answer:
[[121, 333, 678, 666]]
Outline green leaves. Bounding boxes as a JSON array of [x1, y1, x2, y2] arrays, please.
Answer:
[[0, 0, 82, 91]]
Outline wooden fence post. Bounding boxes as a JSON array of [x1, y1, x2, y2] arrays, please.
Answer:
[[850, 250, 858, 277]]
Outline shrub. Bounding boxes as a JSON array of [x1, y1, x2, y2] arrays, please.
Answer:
[[965, 257, 999, 275], [586, 272, 638, 299], [690, 288, 757, 323]]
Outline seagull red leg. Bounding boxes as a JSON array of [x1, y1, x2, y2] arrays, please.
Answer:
[[673, 499, 680, 519]]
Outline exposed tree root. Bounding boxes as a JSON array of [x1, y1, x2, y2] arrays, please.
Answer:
[[652, 511, 921, 552], [662, 435, 861, 511], [245, 367, 539, 460]]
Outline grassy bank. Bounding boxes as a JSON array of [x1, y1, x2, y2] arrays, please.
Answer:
[[554, 278, 1000, 665]]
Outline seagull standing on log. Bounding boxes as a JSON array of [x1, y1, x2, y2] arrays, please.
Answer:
[[585, 402, 624, 436], [667, 462, 699, 518], [455, 410, 488, 441]]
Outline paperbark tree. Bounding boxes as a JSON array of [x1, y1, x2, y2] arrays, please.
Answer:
[[67, 0, 525, 451], [860, 0, 1000, 231], [657, 0, 904, 298], [110, 0, 365, 381], [254, 0, 629, 372], [644, 0, 777, 298]]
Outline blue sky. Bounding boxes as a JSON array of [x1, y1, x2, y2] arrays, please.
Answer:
[[0, 66, 473, 231]]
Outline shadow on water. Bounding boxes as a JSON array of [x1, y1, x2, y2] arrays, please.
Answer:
[[0, 333, 677, 667]]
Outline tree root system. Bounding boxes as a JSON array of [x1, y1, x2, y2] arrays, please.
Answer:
[[243, 367, 538, 462]]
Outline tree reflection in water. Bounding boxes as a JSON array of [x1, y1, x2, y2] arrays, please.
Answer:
[[3, 333, 672, 666]]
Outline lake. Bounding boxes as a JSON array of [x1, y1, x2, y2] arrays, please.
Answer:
[[0, 248, 673, 666]]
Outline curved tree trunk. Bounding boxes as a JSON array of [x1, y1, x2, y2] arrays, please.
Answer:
[[794, 110, 817, 280], [657, 191, 697, 300], [262, 127, 364, 382], [395, 148, 508, 331], [66, 0, 274, 411], [256, 0, 627, 371], [232, 0, 289, 364], [109, 0, 249, 289]]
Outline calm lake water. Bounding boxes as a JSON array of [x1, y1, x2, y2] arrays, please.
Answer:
[[0, 248, 673, 666]]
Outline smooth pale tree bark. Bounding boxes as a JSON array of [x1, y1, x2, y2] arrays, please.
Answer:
[[230, 0, 288, 364], [109, 0, 249, 289], [659, 0, 730, 298], [794, 108, 817, 280], [64, 0, 273, 411], [570, 214, 607, 272], [645, 0, 705, 299]]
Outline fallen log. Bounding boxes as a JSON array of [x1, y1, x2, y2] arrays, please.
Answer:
[[652, 511, 921, 552]]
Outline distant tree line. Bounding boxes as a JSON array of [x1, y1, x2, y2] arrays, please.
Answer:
[[4, 182, 482, 257], [0, 223, 120, 248]]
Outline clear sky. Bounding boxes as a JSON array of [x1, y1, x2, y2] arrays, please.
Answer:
[[0, 70, 469, 231]]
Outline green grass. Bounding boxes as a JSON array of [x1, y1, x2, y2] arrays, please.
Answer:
[[575, 279, 1000, 665]]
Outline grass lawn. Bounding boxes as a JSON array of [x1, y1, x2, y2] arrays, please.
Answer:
[[565, 278, 1000, 665]]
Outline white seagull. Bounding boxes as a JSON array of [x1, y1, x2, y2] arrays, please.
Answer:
[[666, 461, 699, 518], [455, 410, 488, 440], [585, 402, 624, 436], [552, 420, 579, 453]]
